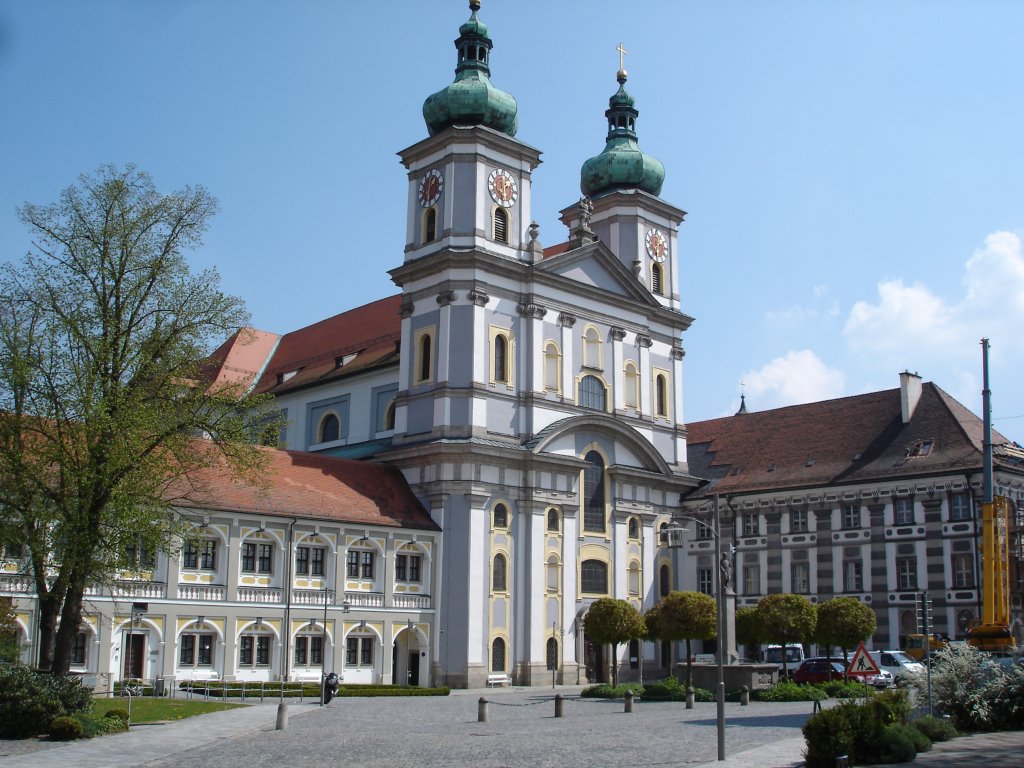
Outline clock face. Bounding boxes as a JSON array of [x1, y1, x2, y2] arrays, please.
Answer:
[[488, 168, 518, 207], [418, 169, 444, 208], [645, 229, 668, 262]]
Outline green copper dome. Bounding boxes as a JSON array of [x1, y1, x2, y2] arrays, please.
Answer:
[[422, 1, 518, 137], [580, 72, 664, 198]]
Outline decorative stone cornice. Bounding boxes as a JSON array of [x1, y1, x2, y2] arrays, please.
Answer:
[[398, 300, 415, 318], [671, 344, 685, 360], [558, 312, 577, 328], [635, 333, 652, 348], [468, 289, 490, 307], [436, 290, 456, 306], [610, 326, 626, 341], [517, 301, 547, 319]]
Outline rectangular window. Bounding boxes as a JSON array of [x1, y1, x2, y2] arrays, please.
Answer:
[[396, 554, 421, 582], [258, 544, 273, 573], [742, 565, 760, 595], [790, 509, 808, 533], [125, 540, 154, 569], [360, 638, 373, 666], [240, 636, 253, 666], [311, 636, 322, 665], [844, 560, 863, 592], [347, 550, 375, 579], [346, 637, 358, 666], [952, 553, 975, 588], [791, 562, 810, 594], [198, 634, 213, 666], [296, 546, 309, 575], [396, 554, 406, 581], [743, 513, 758, 537], [697, 568, 713, 596], [183, 542, 198, 570], [346, 637, 373, 667], [72, 632, 88, 665], [311, 547, 324, 577], [3, 542, 22, 559], [842, 504, 860, 530], [950, 494, 971, 521], [200, 540, 216, 570], [242, 543, 256, 572], [256, 636, 270, 666], [894, 499, 915, 526], [896, 557, 917, 590], [295, 637, 307, 665], [181, 633, 214, 667], [696, 518, 713, 540], [180, 634, 195, 665]]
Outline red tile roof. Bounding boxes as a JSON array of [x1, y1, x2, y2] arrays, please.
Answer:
[[204, 328, 281, 390], [543, 241, 571, 259], [253, 295, 403, 394], [170, 444, 437, 530], [685, 383, 1017, 497]]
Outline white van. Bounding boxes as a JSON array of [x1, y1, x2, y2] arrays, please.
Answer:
[[763, 644, 805, 676], [868, 650, 925, 684]]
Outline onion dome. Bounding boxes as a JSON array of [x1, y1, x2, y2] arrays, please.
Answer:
[[422, 1, 518, 137], [580, 70, 664, 198]]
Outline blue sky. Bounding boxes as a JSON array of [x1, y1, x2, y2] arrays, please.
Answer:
[[2, 0, 1023, 440]]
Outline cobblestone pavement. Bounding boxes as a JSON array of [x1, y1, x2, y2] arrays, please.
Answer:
[[5, 688, 1022, 768]]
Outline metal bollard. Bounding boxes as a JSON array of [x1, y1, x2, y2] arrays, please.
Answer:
[[624, 689, 634, 713], [275, 702, 288, 730], [478, 697, 489, 723], [554, 693, 564, 718], [686, 686, 695, 709], [740, 686, 750, 706]]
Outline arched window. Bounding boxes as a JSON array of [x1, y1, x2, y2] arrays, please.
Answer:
[[624, 361, 639, 409], [416, 331, 433, 383], [491, 637, 506, 671], [547, 508, 559, 532], [655, 373, 669, 418], [384, 399, 396, 431], [658, 521, 669, 545], [651, 263, 663, 295], [493, 333, 509, 383], [492, 553, 508, 592], [546, 637, 559, 670], [493, 207, 509, 243], [578, 375, 606, 411], [546, 555, 560, 591], [628, 517, 639, 539], [424, 208, 437, 242], [543, 341, 560, 391], [582, 326, 602, 369], [583, 451, 606, 532], [581, 559, 608, 594], [659, 564, 670, 597], [319, 413, 340, 443], [493, 503, 508, 529]]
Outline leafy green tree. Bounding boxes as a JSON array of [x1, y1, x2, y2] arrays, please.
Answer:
[[734, 605, 762, 661], [584, 597, 646, 686], [0, 165, 273, 674], [756, 593, 816, 677], [815, 597, 877, 664], [0, 597, 19, 663], [645, 591, 717, 688]]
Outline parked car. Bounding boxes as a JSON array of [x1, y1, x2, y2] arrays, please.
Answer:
[[868, 650, 925, 685], [792, 657, 891, 689], [763, 644, 806, 677]]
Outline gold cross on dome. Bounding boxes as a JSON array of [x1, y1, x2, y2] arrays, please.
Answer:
[[616, 42, 628, 72]]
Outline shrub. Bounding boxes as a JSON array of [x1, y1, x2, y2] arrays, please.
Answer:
[[49, 715, 84, 741], [803, 704, 857, 768], [641, 676, 682, 699], [817, 679, 873, 699], [757, 680, 826, 702], [581, 683, 643, 699], [91, 712, 129, 735], [905, 724, 933, 753], [876, 724, 918, 764], [911, 715, 957, 743], [0, 666, 93, 739], [104, 707, 130, 724]]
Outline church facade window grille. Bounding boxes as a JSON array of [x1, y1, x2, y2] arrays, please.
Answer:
[[492, 553, 508, 592], [491, 637, 506, 671], [578, 375, 606, 411], [651, 262, 663, 295], [546, 637, 558, 670], [491, 330, 511, 384], [659, 564, 671, 597], [492, 503, 509, 529], [546, 508, 559, 532], [423, 207, 437, 242], [580, 559, 608, 594], [654, 372, 669, 418], [413, 327, 434, 384], [582, 451, 606, 532]]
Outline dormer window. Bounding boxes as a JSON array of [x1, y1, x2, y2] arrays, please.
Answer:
[[906, 439, 934, 458]]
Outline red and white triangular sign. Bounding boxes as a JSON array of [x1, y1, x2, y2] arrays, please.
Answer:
[[846, 641, 881, 677]]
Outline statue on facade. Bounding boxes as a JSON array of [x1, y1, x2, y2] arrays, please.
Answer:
[[720, 552, 732, 590]]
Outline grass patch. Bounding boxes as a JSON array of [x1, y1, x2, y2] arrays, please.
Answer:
[[92, 698, 243, 723]]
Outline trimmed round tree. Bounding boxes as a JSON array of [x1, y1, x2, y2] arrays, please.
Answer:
[[815, 596, 877, 664], [583, 597, 646, 687], [645, 591, 717, 688], [734, 605, 762, 661], [756, 593, 817, 678]]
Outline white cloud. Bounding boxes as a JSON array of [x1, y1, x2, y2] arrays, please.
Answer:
[[742, 350, 846, 411], [843, 231, 1024, 360]]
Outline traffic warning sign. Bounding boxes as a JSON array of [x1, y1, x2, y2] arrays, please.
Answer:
[[846, 641, 881, 677]]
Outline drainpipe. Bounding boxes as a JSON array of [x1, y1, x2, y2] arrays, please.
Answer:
[[282, 518, 297, 682]]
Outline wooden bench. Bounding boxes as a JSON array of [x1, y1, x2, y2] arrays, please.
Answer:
[[486, 673, 511, 687]]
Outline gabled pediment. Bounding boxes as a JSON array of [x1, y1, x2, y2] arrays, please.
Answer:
[[534, 239, 661, 308]]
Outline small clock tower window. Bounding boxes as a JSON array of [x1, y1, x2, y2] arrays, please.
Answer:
[[424, 208, 437, 242], [651, 263, 663, 295], [493, 207, 509, 243]]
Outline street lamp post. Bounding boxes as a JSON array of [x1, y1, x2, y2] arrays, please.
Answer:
[[667, 493, 726, 762]]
